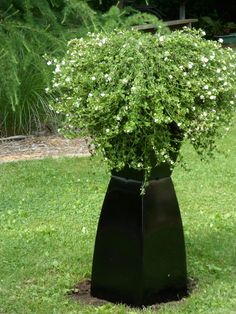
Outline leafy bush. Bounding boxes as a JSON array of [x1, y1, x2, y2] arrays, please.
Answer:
[[123, 12, 170, 33], [199, 15, 236, 38], [48, 28, 236, 184], [0, 20, 64, 136], [99, 7, 170, 33], [0, 0, 99, 136]]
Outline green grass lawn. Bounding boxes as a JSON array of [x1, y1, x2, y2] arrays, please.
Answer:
[[0, 122, 236, 314]]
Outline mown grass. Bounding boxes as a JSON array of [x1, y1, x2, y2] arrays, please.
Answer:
[[0, 122, 236, 314]]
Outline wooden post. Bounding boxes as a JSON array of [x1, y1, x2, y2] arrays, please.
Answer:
[[179, 0, 186, 20]]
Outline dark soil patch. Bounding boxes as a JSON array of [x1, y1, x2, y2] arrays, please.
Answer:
[[69, 277, 197, 308], [69, 279, 107, 306]]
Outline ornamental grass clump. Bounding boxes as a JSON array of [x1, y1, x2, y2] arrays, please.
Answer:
[[48, 28, 236, 181]]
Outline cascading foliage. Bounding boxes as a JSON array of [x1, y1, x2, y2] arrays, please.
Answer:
[[48, 28, 236, 183]]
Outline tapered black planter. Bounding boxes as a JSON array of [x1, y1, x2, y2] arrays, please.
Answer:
[[91, 166, 187, 307]]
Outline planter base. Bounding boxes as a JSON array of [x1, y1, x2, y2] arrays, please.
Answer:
[[91, 175, 187, 307]]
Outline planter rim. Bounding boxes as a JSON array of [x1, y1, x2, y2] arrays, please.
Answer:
[[111, 162, 173, 182]]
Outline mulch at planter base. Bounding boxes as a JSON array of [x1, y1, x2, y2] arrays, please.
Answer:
[[69, 278, 197, 308], [69, 279, 107, 306]]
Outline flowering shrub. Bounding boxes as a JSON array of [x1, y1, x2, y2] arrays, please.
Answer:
[[48, 28, 236, 181]]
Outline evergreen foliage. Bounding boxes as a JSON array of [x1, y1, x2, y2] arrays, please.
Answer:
[[0, 0, 99, 136]]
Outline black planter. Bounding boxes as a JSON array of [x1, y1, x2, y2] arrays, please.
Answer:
[[91, 165, 187, 307]]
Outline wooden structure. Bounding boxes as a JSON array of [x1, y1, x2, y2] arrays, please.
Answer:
[[165, 18, 198, 30], [133, 18, 198, 33]]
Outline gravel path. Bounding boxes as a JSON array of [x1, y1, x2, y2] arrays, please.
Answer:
[[0, 136, 90, 164]]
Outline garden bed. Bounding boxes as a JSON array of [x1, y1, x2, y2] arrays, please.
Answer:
[[0, 135, 90, 163]]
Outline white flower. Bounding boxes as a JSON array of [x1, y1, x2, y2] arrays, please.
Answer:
[[201, 31, 206, 36], [216, 68, 221, 73], [82, 227, 87, 234], [159, 36, 164, 42], [91, 76, 96, 81], [105, 74, 112, 82], [192, 106, 196, 111], [106, 128, 110, 133], [200, 95, 205, 99], [210, 95, 216, 100], [203, 112, 207, 117], [54, 65, 60, 73], [230, 100, 234, 105], [218, 38, 224, 43], [65, 77, 71, 82], [100, 92, 106, 97], [88, 93, 93, 97], [201, 56, 209, 63], [102, 38, 107, 44], [222, 66, 227, 71], [188, 62, 193, 69], [45, 87, 49, 93], [168, 75, 173, 79], [47, 61, 52, 66], [203, 85, 209, 90]]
